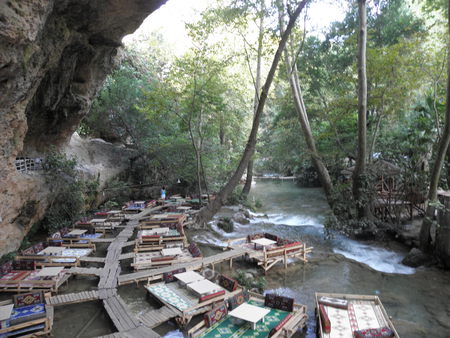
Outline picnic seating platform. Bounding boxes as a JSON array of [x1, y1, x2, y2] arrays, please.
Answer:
[[118, 247, 247, 285]]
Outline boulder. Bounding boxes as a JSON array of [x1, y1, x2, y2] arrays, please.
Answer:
[[402, 248, 433, 267]]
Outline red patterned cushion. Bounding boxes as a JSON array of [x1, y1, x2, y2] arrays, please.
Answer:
[[11, 271, 29, 280], [319, 304, 331, 333], [0, 261, 13, 276], [21, 247, 35, 256], [199, 290, 225, 303], [188, 243, 202, 257], [95, 212, 108, 216], [14, 291, 44, 308], [354, 327, 394, 338], [269, 314, 293, 337], [152, 256, 175, 262], [218, 275, 238, 292], [264, 294, 294, 312], [163, 268, 186, 283], [228, 290, 250, 310], [204, 302, 228, 327]]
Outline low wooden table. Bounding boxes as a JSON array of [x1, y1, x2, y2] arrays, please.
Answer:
[[66, 229, 87, 236], [174, 271, 204, 285], [161, 247, 183, 256], [251, 238, 276, 249], [37, 246, 66, 256], [228, 303, 270, 330], [187, 279, 222, 297], [36, 266, 64, 277]]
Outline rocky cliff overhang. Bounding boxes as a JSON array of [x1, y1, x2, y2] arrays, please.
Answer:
[[0, 0, 167, 256]]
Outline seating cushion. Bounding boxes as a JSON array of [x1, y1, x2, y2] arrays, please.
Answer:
[[10, 303, 46, 325], [199, 290, 225, 303], [21, 247, 35, 256], [13, 260, 36, 271], [264, 294, 294, 312], [204, 302, 228, 327], [218, 275, 238, 292], [247, 233, 264, 242], [353, 326, 395, 338], [269, 313, 293, 337], [318, 296, 348, 310], [319, 304, 331, 334], [14, 292, 45, 308], [163, 268, 186, 283], [264, 233, 279, 241], [228, 290, 250, 310], [188, 243, 202, 257]]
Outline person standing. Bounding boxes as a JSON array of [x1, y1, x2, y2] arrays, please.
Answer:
[[161, 186, 166, 200]]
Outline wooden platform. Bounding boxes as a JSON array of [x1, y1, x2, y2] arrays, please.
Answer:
[[118, 248, 247, 285], [139, 306, 178, 328]]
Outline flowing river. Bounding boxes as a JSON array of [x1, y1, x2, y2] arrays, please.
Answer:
[[51, 180, 450, 337], [191, 180, 450, 338]]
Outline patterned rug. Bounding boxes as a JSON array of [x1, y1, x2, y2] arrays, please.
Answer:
[[52, 248, 93, 263], [10, 303, 46, 325], [322, 302, 388, 338], [200, 300, 289, 338], [146, 284, 193, 311]]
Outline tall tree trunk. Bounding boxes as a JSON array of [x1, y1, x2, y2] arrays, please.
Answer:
[[352, 0, 369, 219], [278, 5, 334, 204], [242, 0, 265, 198], [420, 0, 450, 253], [195, 0, 309, 226]]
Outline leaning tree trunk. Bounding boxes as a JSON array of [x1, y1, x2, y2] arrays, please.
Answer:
[[195, 0, 309, 226], [242, 0, 265, 198], [352, 0, 369, 219], [278, 5, 334, 205], [420, 0, 450, 253]]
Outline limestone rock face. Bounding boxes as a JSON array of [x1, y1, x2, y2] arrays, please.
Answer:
[[0, 0, 167, 256]]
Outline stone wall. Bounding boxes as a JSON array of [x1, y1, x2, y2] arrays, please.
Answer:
[[0, 0, 167, 256]]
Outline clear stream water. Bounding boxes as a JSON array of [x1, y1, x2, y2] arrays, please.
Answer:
[[51, 180, 450, 337]]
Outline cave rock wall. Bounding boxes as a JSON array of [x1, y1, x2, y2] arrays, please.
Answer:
[[0, 0, 167, 256]]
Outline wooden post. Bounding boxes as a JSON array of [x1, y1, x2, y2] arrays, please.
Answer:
[[303, 243, 306, 262], [229, 258, 233, 269], [284, 249, 288, 268]]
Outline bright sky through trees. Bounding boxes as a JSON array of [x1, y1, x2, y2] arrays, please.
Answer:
[[122, 0, 346, 53]]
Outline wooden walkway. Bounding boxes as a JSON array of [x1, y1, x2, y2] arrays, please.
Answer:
[[45, 205, 165, 337], [47, 290, 99, 306], [118, 247, 247, 285], [139, 306, 178, 328]]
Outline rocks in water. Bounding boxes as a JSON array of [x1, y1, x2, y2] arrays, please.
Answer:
[[402, 248, 433, 267], [217, 217, 234, 233], [233, 212, 250, 225]]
